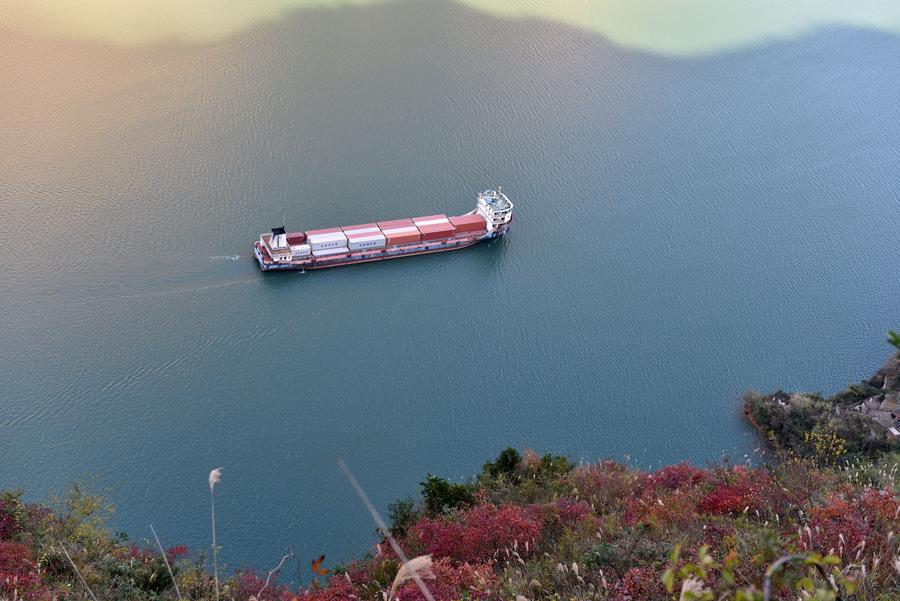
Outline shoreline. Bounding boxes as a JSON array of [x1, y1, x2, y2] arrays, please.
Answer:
[[742, 349, 900, 461]]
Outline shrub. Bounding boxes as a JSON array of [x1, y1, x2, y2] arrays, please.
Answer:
[[697, 468, 780, 516], [106, 551, 176, 596], [55, 481, 115, 549], [298, 574, 357, 601], [0, 541, 41, 598], [698, 481, 758, 515], [165, 544, 190, 561], [614, 566, 665, 600], [231, 568, 293, 601], [858, 488, 899, 525], [412, 504, 543, 563], [0, 493, 22, 541], [806, 497, 869, 557], [391, 558, 499, 601], [889, 330, 900, 351], [388, 496, 418, 537], [567, 461, 645, 514], [553, 498, 592, 525], [420, 475, 474, 517], [529, 452, 574, 480], [481, 447, 522, 480], [584, 541, 620, 570], [647, 463, 708, 491]]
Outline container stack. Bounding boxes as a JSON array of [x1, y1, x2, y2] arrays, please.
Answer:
[[306, 227, 348, 256], [378, 218, 421, 246], [285, 232, 310, 257], [449, 214, 487, 236], [311, 246, 349, 258], [412, 215, 456, 241], [306, 228, 348, 249], [290, 243, 311, 257], [343, 223, 386, 251], [287, 211, 486, 260]]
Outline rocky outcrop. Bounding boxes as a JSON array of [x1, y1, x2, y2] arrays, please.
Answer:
[[744, 351, 900, 459], [867, 352, 900, 391]]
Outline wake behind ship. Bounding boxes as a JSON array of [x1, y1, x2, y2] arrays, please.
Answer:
[[254, 189, 513, 271]]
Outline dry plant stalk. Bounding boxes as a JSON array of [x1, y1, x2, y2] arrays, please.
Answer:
[[338, 459, 435, 601], [209, 467, 223, 601]]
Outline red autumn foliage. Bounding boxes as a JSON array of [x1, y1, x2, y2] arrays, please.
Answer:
[[298, 575, 357, 601], [529, 498, 593, 533], [0, 541, 41, 598], [412, 504, 543, 563], [807, 497, 869, 557], [338, 559, 382, 589], [698, 520, 735, 550], [392, 558, 499, 601], [553, 498, 592, 525], [232, 568, 294, 601], [698, 481, 757, 515], [613, 566, 665, 600], [567, 461, 646, 512], [165, 544, 190, 560], [697, 467, 782, 516], [648, 463, 708, 491], [624, 487, 702, 530], [0, 499, 19, 540], [619, 467, 710, 528], [858, 489, 899, 526]]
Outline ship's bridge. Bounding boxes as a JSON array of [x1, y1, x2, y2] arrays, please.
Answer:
[[476, 188, 513, 232]]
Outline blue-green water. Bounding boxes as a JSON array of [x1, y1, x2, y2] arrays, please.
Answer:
[[1, 0, 898, 574]]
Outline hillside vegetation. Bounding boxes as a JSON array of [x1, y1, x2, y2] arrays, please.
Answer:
[[3, 338, 899, 600], [2, 447, 899, 601]]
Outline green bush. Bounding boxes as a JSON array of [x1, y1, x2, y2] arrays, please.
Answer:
[[387, 496, 418, 536], [481, 447, 522, 480], [420, 474, 475, 517]]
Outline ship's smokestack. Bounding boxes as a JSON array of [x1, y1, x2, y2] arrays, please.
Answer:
[[271, 226, 288, 249]]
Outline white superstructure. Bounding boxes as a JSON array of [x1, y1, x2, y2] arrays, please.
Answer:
[[261, 227, 294, 262], [476, 188, 513, 233]]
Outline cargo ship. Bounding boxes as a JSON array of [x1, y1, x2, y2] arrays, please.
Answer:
[[253, 188, 512, 271]]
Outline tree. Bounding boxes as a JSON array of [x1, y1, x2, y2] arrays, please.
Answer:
[[481, 447, 522, 480], [387, 496, 418, 537], [888, 330, 900, 351], [420, 475, 474, 517]]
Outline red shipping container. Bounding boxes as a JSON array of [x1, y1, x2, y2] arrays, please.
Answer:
[[385, 231, 421, 245], [286, 232, 307, 244], [305, 227, 342, 236], [341, 223, 379, 234], [377, 218, 415, 230], [454, 228, 485, 238], [449, 214, 486, 232], [417, 222, 455, 241]]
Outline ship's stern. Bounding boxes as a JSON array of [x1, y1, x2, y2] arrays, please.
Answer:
[[476, 188, 513, 237]]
